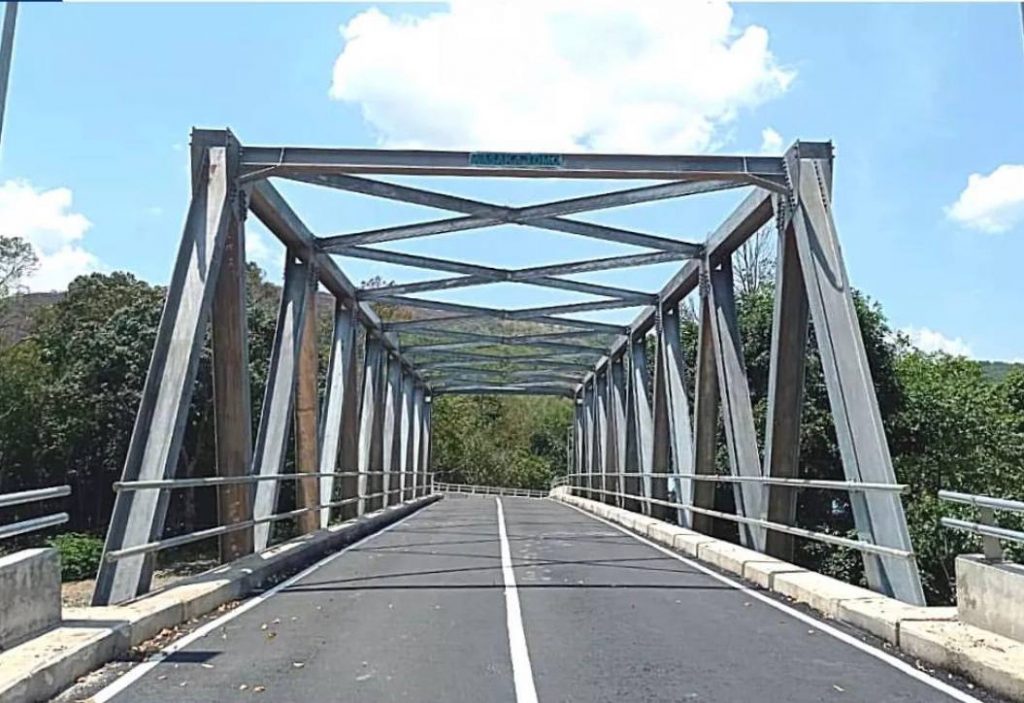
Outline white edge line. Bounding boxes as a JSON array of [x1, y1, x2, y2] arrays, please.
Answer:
[[91, 506, 428, 703], [558, 501, 983, 703], [496, 497, 540, 703]]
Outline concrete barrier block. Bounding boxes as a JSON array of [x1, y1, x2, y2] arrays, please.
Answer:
[[835, 598, 956, 644], [696, 542, 768, 578], [672, 532, 715, 558], [956, 555, 1024, 644], [900, 620, 1024, 701], [742, 560, 806, 590], [647, 522, 688, 548], [0, 549, 62, 650], [771, 570, 878, 618], [0, 625, 122, 703]]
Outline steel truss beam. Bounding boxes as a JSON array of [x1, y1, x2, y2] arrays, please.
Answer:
[[242, 145, 789, 183], [304, 174, 714, 254], [346, 246, 682, 304]]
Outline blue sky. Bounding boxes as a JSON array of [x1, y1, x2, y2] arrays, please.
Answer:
[[1, 2, 1022, 361]]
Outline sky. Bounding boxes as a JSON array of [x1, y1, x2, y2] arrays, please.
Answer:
[[0, 1, 1022, 361]]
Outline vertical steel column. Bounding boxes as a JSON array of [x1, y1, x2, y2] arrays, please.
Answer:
[[94, 139, 237, 605], [706, 259, 765, 550], [409, 385, 423, 498], [651, 304, 695, 524], [212, 204, 253, 562], [357, 335, 384, 515], [398, 373, 414, 502], [381, 353, 402, 507], [573, 392, 584, 488], [608, 355, 628, 508], [251, 254, 315, 551], [294, 283, 320, 535], [423, 397, 433, 494], [595, 368, 610, 504], [626, 335, 654, 514], [318, 303, 358, 527], [418, 395, 432, 496], [787, 143, 925, 604], [762, 198, 809, 560], [583, 378, 596, 500], [692, 289, 720, 535]]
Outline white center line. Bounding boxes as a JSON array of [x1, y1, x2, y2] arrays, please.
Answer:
[[496, 497, 540, 703]]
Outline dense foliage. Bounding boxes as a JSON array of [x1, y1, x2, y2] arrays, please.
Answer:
[[0, 235, 1021, 603]]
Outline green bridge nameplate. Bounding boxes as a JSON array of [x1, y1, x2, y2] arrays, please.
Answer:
[[468, 152, 565, 169]]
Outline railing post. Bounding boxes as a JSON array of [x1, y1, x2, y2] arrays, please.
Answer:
[[421, 395, 432, 497], [409, 385, 423, 499], [94, 133, 238, 605], [978, 507, 1005, 561]]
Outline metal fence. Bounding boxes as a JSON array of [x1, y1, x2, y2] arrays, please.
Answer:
[[105, 469, 430, 563], [0, 485, 71, 541], [564, 471, 916, 561], [434, 482, 548, 498], [939, 490, 1024, 561]]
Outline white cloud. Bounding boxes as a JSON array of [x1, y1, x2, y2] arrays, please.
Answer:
[[760, 127, 783, 154], [946, 164, 1024, 233], [330, 1, 794, 152], [0, 180, 101, 291], [902, 326, 973, 357]]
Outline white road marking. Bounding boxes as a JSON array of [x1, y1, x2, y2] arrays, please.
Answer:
[[496, 497, 540, 703], [559, 501, 983, 703], [90, 508, 428, 702]]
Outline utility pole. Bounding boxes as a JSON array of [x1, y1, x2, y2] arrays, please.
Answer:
[[0, 2, 17, 151]]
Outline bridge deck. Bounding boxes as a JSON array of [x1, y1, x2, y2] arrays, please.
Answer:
[[91, 497, 978, 703]]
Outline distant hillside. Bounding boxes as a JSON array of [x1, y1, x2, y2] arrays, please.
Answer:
[[980, 360, 1023, 383], [0, 291, 64, 345]]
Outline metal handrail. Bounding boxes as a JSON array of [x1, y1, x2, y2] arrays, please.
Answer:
[[0, 485, 71, 540], [565, 471, 907, 493], [433, 482, 548, 498], [562, 484, 914, 560], [939, 490, 1024, 560], [114, 470, 423, 491], [104, 480, 430, 562]]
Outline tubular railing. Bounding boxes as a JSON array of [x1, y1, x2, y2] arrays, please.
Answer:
[[433, 482, 548, 498], [106, 469, 431, 563], [564, 471, 915, 560], [0, 485, 71, 541], [939, 490, 1024, 561]]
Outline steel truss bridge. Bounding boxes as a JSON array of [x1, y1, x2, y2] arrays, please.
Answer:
[[73, 129, 984, 703]]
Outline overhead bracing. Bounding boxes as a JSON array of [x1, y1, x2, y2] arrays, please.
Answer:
[[95, 129, 925, 608]]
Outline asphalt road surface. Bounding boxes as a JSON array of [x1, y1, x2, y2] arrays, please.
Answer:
[[90, 496, 985, 703]]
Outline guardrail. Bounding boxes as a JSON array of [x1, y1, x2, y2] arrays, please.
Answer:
[[433, 482, 548, 498], [939, 490, 1024, 561], [106, 469, 430, 562], [0, 485, 71, 540], [564, 471, 915, 560]]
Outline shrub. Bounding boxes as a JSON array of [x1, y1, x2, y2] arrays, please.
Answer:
[[47, 532, 104, 581]]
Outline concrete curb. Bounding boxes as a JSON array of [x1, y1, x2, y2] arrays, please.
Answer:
[[551, 492, 1024, 702], [0, 494, 441, 703]]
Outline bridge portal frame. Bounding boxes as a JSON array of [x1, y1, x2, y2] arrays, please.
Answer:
[[93, 129, 925, 607]]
